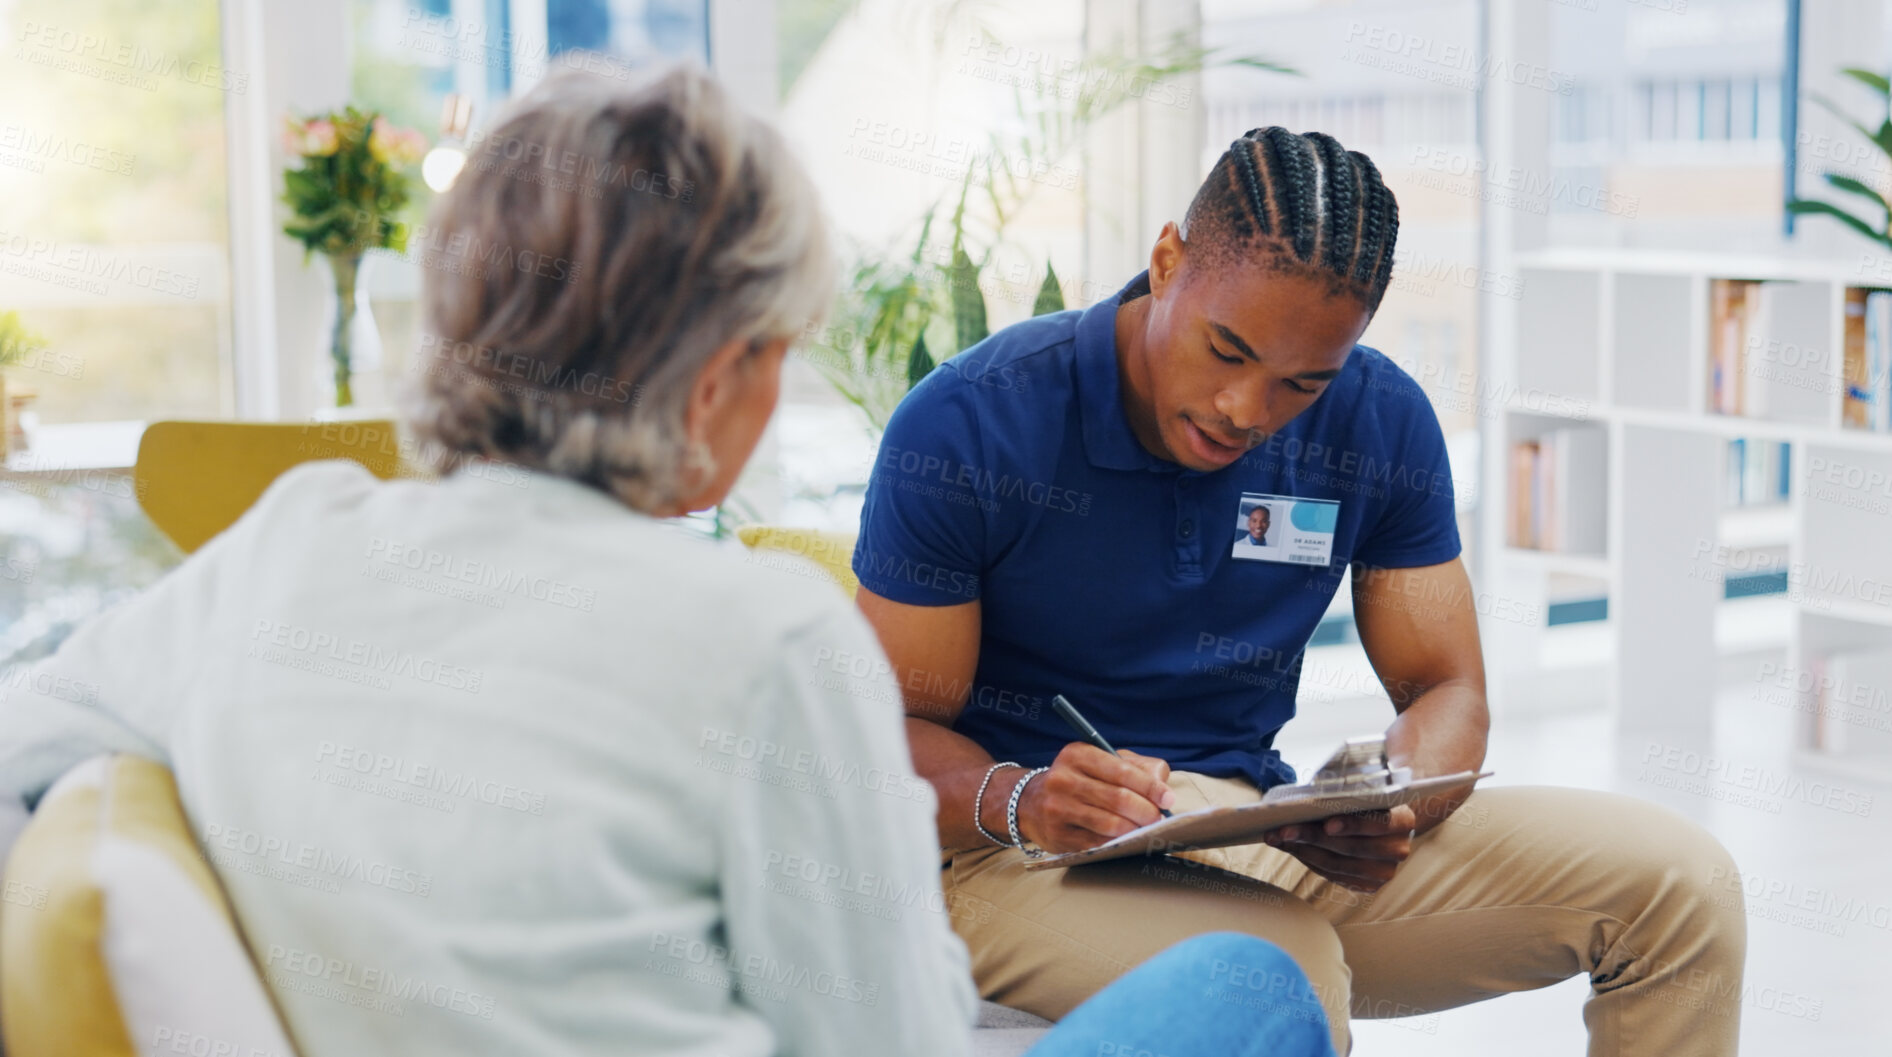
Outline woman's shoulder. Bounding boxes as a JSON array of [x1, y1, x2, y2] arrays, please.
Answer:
[[183, 459, 383, 558], [671, 532, 867, 644], [265, 457, 382, 497]]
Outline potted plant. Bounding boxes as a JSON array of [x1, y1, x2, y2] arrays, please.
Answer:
[[0, 310, 44, 459], [815, 34, 1289, 431], [1787, 67, 1892, 246], [280, 107, 427, 408]]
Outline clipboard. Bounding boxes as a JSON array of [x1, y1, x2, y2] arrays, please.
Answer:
[[1024, 737, 1492, 870]]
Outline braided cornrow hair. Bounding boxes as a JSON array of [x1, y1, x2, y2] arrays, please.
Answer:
[[1183, 127, 1399, 314]]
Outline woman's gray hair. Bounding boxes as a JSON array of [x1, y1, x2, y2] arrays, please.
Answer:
[[402, 62, 834, 512]]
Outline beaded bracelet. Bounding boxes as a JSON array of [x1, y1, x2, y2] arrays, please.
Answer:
[[1006, 766, 1052, 858], [973, 762, 1023, 848]]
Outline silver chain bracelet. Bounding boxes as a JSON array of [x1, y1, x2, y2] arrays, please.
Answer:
[[973, 762, 1022, 848], [1006, 766, 1052, 858]]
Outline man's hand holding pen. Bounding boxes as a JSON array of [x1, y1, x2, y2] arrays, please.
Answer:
[[1015, 744, 1177, 854], [1008, 693, 1178, 854]]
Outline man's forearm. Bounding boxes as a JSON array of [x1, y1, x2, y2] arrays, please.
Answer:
[[907, 716, 1024, 851], [1382, 679, 1488, 835]]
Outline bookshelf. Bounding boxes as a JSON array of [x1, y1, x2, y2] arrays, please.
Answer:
[[1481, 248, 1892, 778]]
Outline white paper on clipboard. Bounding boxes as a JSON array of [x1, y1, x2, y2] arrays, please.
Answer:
[[1024, 770, 1492, 871]]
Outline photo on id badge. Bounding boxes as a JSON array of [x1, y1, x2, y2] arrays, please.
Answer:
[[1231, 492, 1338, 566]]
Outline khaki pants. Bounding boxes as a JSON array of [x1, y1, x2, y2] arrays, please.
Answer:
[[943, 776, 1746, 1056]]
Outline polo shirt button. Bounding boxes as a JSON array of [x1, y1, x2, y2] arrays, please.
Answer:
[[1178, 478, 1192, 491], [1179, 520, 1195, 538]]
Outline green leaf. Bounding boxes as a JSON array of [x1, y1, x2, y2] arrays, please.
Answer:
[[811, 32, 1295, 422], [1786, 198, 1892, 246], [819, 367, 867, 410], [1823, 172, 1892, 216], [1841, 67, 1892, 98], [1811, 93, 1892, 157], [282, 166, 322, 200], [949, 246, 988, 354], [0, 309, 44, 368], [279, 105, 418, 256], [1227, 57, 1297, 76], [1032, 262, 1065, 316], [906, 331, 935, 389], [908, 207, 936, 266]]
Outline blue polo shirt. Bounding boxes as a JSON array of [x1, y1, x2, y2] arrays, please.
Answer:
[[852, 272, 1460, 790]]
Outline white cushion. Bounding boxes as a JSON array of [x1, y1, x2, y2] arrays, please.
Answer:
[[1, 755, 298, 1057]]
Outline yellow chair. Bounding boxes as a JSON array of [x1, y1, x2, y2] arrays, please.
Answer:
[[130, 421, 851, 583], [133, 420, 410, 553], [735, 525, 860, 597], [1, 755, 299, 1057]]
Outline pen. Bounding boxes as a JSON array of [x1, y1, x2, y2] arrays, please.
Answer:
[[1051, 694, 1171, 818]]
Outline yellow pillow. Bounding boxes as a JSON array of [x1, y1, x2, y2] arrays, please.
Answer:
[[737, 526, 860, 598], [1, 756, 298, 1057]]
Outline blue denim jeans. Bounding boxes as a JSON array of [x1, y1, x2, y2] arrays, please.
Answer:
[[1026, 932, 1336, 1057]]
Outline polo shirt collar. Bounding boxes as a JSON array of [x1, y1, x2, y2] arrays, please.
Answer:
[[1074, 271, 1163, 472]]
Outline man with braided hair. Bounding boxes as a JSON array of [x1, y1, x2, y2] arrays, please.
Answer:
[[853, 127, 1745, 1056]]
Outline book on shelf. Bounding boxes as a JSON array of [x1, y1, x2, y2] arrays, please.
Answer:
[[1509, 440, 1536, 549], [1877, 293, 1892, 431], [1842, 287, 1892, 431], [1804, 648, 1892, 756], [1724, 438, 1791, 507], [1843, 288, 1868, 428], [1507, 428, 1606, 553], [1709, 278, 1792, 418], [1709, 279, 1774, 417]]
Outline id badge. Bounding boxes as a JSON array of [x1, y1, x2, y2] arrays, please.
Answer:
[[1230, 492, 1338, 565]]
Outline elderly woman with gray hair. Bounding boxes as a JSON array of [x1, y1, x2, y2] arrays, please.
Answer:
[[0, 66, 1333, 1057]]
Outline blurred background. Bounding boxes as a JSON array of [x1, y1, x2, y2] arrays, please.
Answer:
[[1, 1, 1887, 1051]]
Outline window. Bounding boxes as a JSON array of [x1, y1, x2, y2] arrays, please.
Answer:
[[1, 0, 234, 661], [1677, 78, 1701, 141], [346, 0, 710, 415], [355, 0, 709, 121], [1210, 92, 1470, 159], [0, 0, 234, 427], [1731, 76, 1757, 140], [1756, 76, 1782, 143], [1556, 85, 1612, 146], [1703, 79, 1730, 142], [1632, 76, 1780, 145], [1557, 87, 1585, 144], [1650, 81, 1677, 141]]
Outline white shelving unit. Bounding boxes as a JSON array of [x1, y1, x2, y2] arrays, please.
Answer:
[[1480, 248, 1892, 778]]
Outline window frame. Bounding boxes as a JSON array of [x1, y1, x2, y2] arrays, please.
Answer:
[[219, 0, 760, 423]]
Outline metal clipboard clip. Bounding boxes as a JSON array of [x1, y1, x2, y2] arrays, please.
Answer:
[[1259, 736, 1413, 804]]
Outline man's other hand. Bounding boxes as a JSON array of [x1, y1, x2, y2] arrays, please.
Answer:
[[1262, 804, 1418, 891]]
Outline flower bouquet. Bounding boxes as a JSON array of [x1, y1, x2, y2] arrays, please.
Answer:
[[281, 107, 426, 407]]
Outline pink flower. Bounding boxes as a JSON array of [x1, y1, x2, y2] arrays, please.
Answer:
[[282, 116, 340, 157], [368, 116, 427, 166]]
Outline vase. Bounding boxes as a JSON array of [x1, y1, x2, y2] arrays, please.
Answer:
[[323, 253, 382, 408]]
